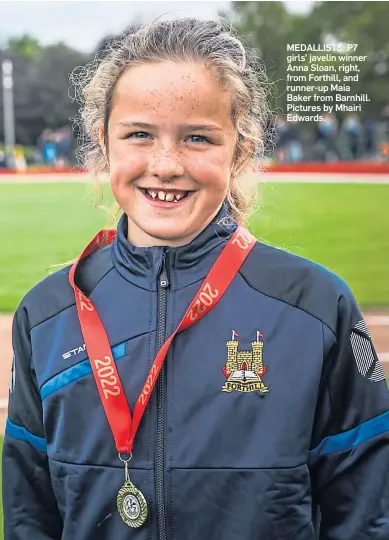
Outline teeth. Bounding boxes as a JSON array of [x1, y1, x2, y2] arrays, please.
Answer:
[[145, 189, 188, 201]]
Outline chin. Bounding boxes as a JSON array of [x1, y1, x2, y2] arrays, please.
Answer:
[[128, 210, 218, 247]]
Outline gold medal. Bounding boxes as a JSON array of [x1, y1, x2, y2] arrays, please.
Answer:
[[117, 453, 148, 528], [117, 481, 148, 528]]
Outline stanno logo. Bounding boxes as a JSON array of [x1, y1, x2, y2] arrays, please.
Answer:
[[222, 331, 269, 394], [62, 344, 86, 360]]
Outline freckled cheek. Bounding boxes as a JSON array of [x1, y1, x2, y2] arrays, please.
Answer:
[[195, 141, 233, 170], [189, 158, 231, 193], [108, 145, 148, 184]]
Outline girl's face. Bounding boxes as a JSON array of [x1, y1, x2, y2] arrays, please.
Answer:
[[102, 61, 238, 247]]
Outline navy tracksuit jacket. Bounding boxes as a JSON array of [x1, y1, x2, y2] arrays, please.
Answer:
[[3, 208, 389, 539]]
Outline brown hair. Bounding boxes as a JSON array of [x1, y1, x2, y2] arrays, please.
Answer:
[[70, 17, 270, 224]]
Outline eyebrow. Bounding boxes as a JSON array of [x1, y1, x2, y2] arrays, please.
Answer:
[[116, 121, 224, 132]]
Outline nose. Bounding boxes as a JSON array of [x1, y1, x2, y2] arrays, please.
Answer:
[[147, 141, 184, 181]]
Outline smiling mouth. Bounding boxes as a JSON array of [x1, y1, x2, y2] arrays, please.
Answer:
[[140, 188, 190, 203]]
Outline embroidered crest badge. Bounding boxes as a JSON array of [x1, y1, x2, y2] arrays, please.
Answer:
[[222, 331, 269, 393]]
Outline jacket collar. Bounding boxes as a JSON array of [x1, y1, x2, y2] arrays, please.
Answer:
[[111, 204, 237, 291]]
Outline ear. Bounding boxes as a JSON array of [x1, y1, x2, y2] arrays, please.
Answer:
[[241, 138, 255, 160]]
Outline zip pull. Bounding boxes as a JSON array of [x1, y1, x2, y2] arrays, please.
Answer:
[[159, 252, 170, 288]]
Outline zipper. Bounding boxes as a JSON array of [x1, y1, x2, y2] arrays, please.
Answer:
[[156, 249, 169, 540]]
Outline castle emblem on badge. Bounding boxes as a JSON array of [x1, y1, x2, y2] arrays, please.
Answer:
[[222, 331, 269, 393]]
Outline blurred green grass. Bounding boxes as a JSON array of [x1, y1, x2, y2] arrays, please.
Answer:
[[0, 182, 111, 313], [1, 435, 2, 536], [0, 180, 388, 312], [250, 181, 389, 308]]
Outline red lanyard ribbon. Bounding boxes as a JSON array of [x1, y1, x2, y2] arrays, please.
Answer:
[[69, 226, 256, 454]]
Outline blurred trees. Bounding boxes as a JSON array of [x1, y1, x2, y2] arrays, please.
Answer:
[[1, 1, 388, 146], [231, 1, 302, 114], [0, 37, 89, 146], [230, 1, 389, 119], [306, 1, 389, 117], [8, 34, 41, 60]]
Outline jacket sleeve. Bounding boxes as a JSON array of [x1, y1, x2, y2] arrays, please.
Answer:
[[309, 287, 389, 539], [2, 305, 63, 539]]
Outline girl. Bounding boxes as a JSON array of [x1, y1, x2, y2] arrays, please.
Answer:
[[3, 18, 389, 540]]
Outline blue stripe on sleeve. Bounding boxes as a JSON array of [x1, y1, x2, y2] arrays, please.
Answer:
[[310, 410, 389, 456], [5, 418, 47, 452], [41, 341, 126, 401]]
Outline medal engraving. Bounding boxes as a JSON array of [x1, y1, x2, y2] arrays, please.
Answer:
[[117, 481, 148, 528]]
